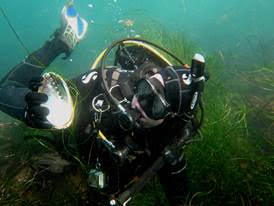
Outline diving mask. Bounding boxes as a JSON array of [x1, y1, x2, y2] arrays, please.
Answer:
[[38, 72, 74, 129], [134, 77, 170, 120]]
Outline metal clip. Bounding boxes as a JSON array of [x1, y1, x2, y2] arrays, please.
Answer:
[[94, 111, 102, 123]]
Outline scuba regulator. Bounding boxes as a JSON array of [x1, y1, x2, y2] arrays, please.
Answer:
[[96, 38, 187, 130]]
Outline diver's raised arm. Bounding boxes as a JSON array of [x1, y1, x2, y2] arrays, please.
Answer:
[[0, 2, 88, 127], [0, 1, 88, 88]]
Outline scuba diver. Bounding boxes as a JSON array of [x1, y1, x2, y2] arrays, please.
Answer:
[[0, 2, 208, 206]]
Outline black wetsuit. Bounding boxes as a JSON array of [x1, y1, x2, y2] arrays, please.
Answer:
[[0, 37, 193, 206]]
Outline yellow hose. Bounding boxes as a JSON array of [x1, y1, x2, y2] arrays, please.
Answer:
[[90, 40, 173, 70]]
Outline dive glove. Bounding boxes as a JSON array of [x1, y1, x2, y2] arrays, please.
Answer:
[[59, 1, 88, 51], [24, 76, 53, 129]]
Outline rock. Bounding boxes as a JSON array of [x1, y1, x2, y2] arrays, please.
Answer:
[[31, 152, 70, 174]]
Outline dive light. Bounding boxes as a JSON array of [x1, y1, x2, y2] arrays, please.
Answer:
[[189, 53, 205, 111], [191, 53, 205, 83]]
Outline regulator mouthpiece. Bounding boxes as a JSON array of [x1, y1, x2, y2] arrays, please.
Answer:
[[39, 72, 74, 129]]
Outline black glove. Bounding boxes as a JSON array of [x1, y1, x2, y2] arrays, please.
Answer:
[[24, 76, 53, 129]]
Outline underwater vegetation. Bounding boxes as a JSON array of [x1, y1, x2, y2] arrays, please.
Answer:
[[0, 22, 273, 206], [131, 25, 274, 206], [184, 62, 273, 206]]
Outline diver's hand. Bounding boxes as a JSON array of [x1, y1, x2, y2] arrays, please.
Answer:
[[59, 1, 88, 51], [24, 76, 53, 129]]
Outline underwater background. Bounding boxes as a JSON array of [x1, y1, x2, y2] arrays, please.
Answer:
[[0, 0, 273, 205], [1, 0, 274, 75]]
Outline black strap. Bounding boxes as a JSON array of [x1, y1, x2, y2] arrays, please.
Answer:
[[119, 80, 134, 100]]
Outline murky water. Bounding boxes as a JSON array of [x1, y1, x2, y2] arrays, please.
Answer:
[[0, 0, 273, 205], [1, 0, 274, 75]]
